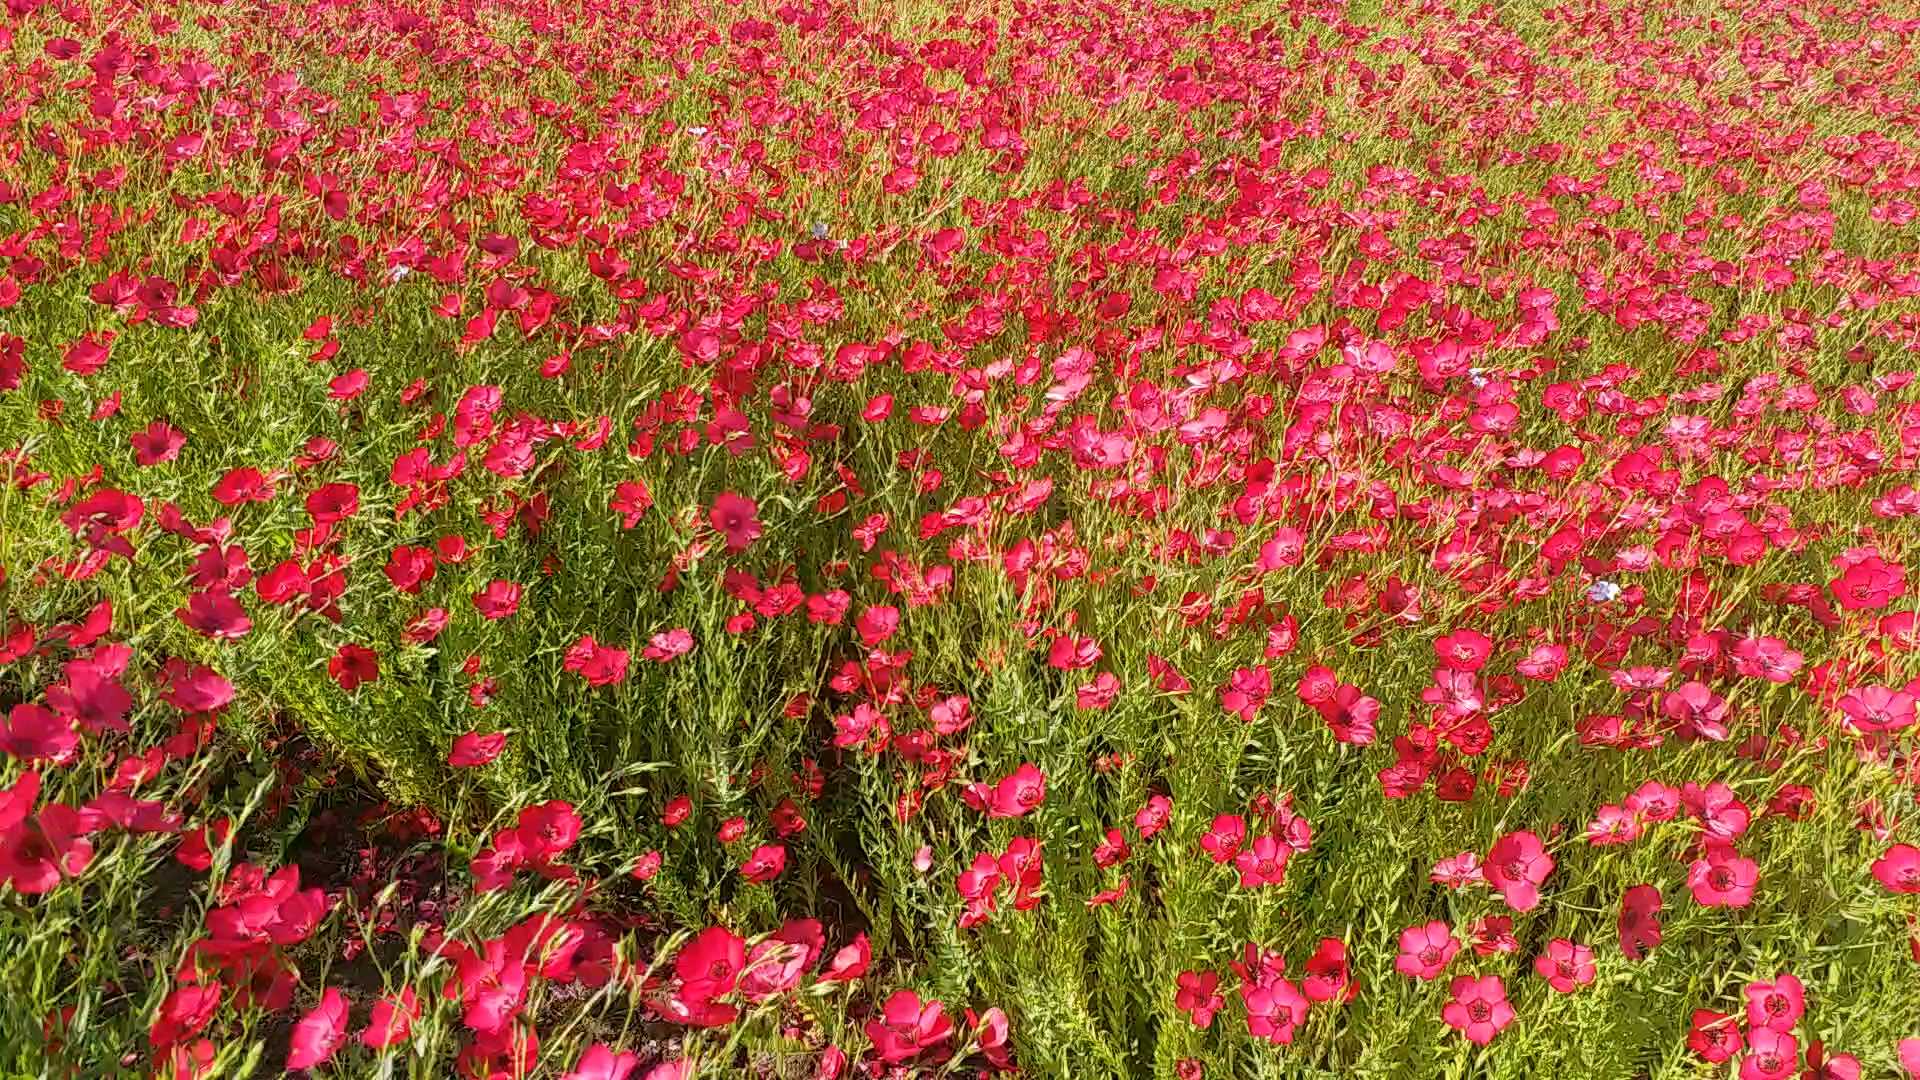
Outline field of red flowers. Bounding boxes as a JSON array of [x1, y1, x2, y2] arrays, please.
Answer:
[[4, 0, 1920, 1075]]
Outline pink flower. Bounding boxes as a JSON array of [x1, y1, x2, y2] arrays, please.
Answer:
[[1395, 921, 1458, 980], [1441, 975, 1515, 1045], [1434, 628, 1494, 672], [643, 628, 695, 662], [1873, 844, 1920, 893], [1533, 938, 1595, 993], [1830, 555, 1905, 611], [1739, 1027, 1798, 1080], [0, 704, 79, 764], [1220, 665, 1271, 722], [1690, 1008, 1744, 1062], [1837, 685, 1917, 734], [968, 763, 1045, 818], [560, 1044, 640, 1080], [1486, 830, 1554, 911], [1233, 834, 1291, 888], [1744, 973, 1804, 1032], [1241, 975, 1309, 1044], [1200, 814, 1245, 863], [1688, 846, 1759, 907], [739, 920, 823, 1002]]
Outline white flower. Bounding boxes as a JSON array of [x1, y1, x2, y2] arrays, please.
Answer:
[[1588, 580, 1621, 603]]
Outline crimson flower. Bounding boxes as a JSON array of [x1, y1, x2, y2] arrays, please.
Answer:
[[709, 491, 763, 552]]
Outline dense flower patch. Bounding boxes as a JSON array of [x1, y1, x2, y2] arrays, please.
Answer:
[[2, 0, 1920, 1075]]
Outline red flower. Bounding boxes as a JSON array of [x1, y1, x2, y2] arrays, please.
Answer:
[[384, 546, 437, 593], [1689, 1008, 1744, 1062], [1829, 555, 1905, 611], [287, 987, 348, 1070], [1302, 937, 1355, 1003], [629, 851, 663, 881], [0, 804, 93, 894], [0, 704, 79, 764], [1046, 634, 1101, 670], [854, 605, 900, 646], [1441, 975, 1514, 1045], [965, 763, 1045, 818], [304, 482, 359, 525], [864, 990, 953, 1064], [1618, 884, 1663, 960], [517, 801, 582, 860], [1174, 970, 1223, 1028], [818, 933, 871, 982], [149, 983, 222, 1048], [328, 643, 379, 691], [0, 771, 37, 831], [563, 634, 630, 686], [610, 480, 653, 528], [739, 843, 787, 883], [472, 580, 522, 620], [176, 589, 252, 640], [131, 421, 187, 466], [448, 731, 507, 767], [709, 492, 763, 552], [359, 988, 418, 1049]]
